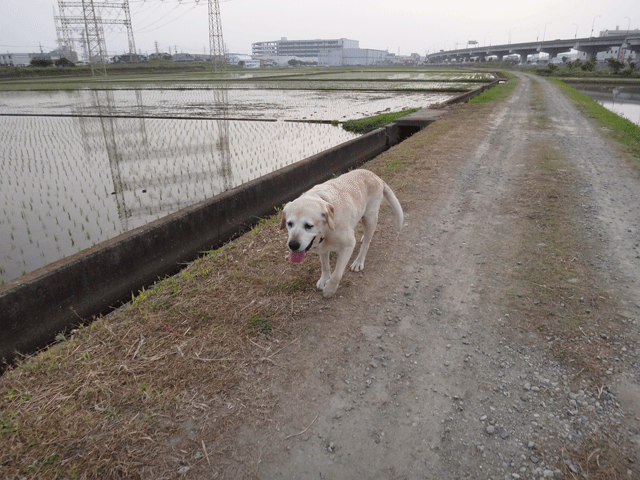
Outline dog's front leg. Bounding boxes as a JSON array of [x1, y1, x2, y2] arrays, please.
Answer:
[[316, 250, 331, 291], [322, 244, 355, 298]]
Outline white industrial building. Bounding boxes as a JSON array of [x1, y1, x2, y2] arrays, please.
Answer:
[[319, 48, 388, 66], [251, 37, 388, 66], [0, 53, 32, 66], [0, 49, 77, 67], [252, 37, 358, 58]]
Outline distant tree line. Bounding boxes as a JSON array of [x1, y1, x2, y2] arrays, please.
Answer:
[[29, 57, 76, 68], [539, 58, 638, 77]]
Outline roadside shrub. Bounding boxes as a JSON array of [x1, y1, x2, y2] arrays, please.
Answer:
[[607, 58, 625, 74], [536, 64, 558, 76], [30, 58, 53, 67], [567, 59, 582, 71], [621, 61, 637, 77], [54, 57, 75, 67], [580, 61, 595, 72]]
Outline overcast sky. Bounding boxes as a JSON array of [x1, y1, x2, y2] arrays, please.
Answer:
[[1, 0, 638, 57]]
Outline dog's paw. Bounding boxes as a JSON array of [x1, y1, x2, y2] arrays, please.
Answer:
[[316, 277, 329, 290], [350, 260, 365, 272], [322, 283, 338, 298], [320, 278, 339, 297]]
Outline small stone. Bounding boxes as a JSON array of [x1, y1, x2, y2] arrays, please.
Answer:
[[486, 425, 495, 434], [524, 382, 531, 391]]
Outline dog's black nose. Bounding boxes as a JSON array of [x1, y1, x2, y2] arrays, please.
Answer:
[[288, 240, 301, 251]]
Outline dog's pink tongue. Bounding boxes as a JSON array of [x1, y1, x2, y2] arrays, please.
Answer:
[[290, 250, 306, 263]]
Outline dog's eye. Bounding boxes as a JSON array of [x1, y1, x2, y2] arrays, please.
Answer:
[[304, 223, 313, 231], [287, 221, 293, 228]]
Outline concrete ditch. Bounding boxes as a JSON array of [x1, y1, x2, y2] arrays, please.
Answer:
[[0, 76, 502, 365]]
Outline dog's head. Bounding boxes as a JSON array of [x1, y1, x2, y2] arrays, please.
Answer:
[[281, 196, 335, 263]]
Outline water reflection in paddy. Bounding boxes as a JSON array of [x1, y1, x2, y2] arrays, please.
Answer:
[[0, 111, 357, 282], [0, 86, 456, 283]]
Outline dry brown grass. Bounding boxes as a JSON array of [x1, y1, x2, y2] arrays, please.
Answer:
[[0, 214, 325, 479]]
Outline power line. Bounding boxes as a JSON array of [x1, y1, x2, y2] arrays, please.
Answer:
[[136, 4, 200, 34]]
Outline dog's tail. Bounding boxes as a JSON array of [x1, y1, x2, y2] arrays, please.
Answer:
[[383, 183, 404, 233]]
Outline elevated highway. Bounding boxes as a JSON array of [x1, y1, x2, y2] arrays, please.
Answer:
[[426, 34, 640, 63]]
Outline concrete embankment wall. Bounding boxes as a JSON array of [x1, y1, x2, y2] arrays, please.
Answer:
[[0, 77, 500, 364]]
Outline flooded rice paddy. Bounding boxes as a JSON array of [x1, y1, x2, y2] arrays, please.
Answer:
[[0, 88, 457, 120], [0, 70, 489, 283]]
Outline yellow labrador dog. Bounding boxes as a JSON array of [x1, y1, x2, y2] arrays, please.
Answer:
[[281, 169, 403, 298]]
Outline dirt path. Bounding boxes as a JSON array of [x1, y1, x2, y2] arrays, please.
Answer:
[[212, 73, 640, 479]]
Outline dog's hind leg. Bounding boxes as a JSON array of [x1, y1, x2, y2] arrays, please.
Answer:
[[350, 211, 378, 272]]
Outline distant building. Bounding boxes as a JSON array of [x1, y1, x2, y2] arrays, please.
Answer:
[[172, 53, 206, 63], [0, 49, 78, 66], [253, 37, 358, 57], [252, 37, 392, 67], [148, 52, 171, 60], [319, 48, 388, 66], [0, 53, 32, 66], [597, 28, 640, 62], [111, 53, 145, 63]]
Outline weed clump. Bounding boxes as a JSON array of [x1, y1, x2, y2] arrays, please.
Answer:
[[342, 108, 420, 134]]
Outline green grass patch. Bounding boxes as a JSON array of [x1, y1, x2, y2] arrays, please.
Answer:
[[0, 412, 18, 434], [550, 78, 640, 162], [529, 79, 552, 129], [342, 108, 420, 134], [468, 72, 518, 104], [248, 315, 273, 336]]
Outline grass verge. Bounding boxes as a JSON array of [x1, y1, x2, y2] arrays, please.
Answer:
[[0, 213, 322, 478], [467, 71, 518, 104], [341, 108, 420, 134]]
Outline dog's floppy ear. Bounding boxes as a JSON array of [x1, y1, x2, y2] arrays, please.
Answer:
[[324, 203, 335, 231], [280, 203, 289, 230]]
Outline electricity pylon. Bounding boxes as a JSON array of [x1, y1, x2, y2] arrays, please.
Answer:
[[208, 0, 225, 72], [57, 0, 137, 76]]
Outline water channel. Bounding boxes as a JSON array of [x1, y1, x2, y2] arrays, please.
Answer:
[[575, 84, 640, 126]]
